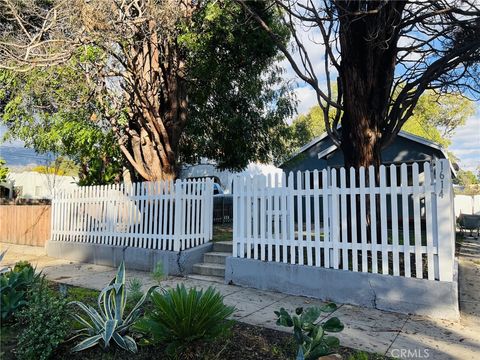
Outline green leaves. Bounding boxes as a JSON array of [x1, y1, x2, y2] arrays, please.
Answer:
[[0, 64, 122, 185], [69, 261, 158, 353], [16, 280, 70, 360], [274, 305, 343, 360], [135, 284, 235, 355], [0, 263, 42, 321], [323, 317, 344, 333]]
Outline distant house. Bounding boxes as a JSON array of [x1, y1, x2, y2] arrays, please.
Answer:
[[281, 130, 456, 176], [179, 159, 282, 194], [0, 171, 78, 199]]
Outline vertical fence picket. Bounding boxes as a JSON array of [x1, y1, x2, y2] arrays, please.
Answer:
[[274, 173, 281, 263], [304, 171, 312, 266], [424, 163, 435, 280], [281, 172, 288, 263], [379, 165, 389, 275], [238, 176, 245, 258], [288, 172, 295, 264], [296, 171, 304, 265], [151, 181, 158, 249], [390, 165, 400, 276], [359, 167, 368, 272], [349, 168, 358, 272], [168, 180, 174, 250], [232, 177, 238, 257], [412, 163, 423, 278], [436, 160, 455, 281], [313, 170, 321, 267], [401, 163, 411, 277], [368, 166, 378, 274], [266, 174, 272, 261], [246, 176, 253, 259], [331, 169, 339, 269], [253, 176, 259, 260], [340, 168, 349, 270], [322, 170, 330, 268]]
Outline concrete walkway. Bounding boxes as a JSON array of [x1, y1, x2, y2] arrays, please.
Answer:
[[1, 242, 479, 359]]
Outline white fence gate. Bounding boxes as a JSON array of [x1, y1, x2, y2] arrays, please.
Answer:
[[51, 178, 214, 251], [233, 160, 456, 282]]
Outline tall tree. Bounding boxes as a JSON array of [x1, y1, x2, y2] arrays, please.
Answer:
[[0, 0, 293, 181], [0, 157, 8, 182], [237, 0, 480, 169]]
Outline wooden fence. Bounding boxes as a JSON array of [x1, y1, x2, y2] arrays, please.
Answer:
[[51, 178, 214, 251], [0, 205, 51, 246], [233, 160, 456, 282]]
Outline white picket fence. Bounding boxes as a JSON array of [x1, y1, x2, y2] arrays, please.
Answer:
[[51, 178, 214, 251], [233, 160, 456, 282]]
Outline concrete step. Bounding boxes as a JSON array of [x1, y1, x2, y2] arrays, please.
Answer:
[[192, 263, 225, 277], [213, 241, 233, 253], [204, 252, 230, 265], [186, 274, 225, 284]]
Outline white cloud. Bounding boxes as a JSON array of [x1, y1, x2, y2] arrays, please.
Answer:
[[293, 86, 318, 118], [450, 112, 480, 171]]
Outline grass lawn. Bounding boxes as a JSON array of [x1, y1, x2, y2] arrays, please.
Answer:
[[212, 224, 233, 242], [1, 282, 390, 360]]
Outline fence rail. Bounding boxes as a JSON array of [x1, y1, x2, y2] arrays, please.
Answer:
[[51, 178, 214, 251], [233, 160, 455, 282]]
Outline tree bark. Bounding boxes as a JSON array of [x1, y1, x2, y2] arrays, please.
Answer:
[[336, 1, 406, 170], [118, 19, 188, 182]]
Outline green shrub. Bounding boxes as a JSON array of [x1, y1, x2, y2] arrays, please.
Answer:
[[13, 261, 33, 273], [151, 261, 165, 283], [135, 284, 235, 354], [16, 281, 69, 360], [275, 305, 344, 360], [69, 262, 157, 353], [0, 265, 41, 321], [127, 277, 143, 306]]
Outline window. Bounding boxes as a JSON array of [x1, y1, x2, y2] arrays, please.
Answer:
[[35, 186, 42, 197]]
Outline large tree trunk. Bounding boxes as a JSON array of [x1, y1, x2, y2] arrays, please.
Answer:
[[337, 1, 406, 171], [115, 20, 189, 182]]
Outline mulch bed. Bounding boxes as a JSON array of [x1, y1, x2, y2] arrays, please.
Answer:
[[2, 320, 388, 360]]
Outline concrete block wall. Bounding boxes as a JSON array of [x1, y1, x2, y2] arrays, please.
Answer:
[[225, 257, 459, 320], [46, 241, 212, 276]]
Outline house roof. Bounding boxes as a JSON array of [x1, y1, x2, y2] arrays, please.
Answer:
[[287, 130, 457, 175]]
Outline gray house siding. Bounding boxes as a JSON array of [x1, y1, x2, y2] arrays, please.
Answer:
[[281, 134, 447, 174]]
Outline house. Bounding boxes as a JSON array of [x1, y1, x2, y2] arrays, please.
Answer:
[[0, 171, 79, 199], [281, 130, 456, 176], [179, 159, 282, 194]]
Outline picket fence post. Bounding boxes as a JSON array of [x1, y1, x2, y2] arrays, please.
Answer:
[[435, 159, 455, 282]]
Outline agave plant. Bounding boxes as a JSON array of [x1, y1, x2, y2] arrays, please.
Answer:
[[0, 264, 42, 321], [0, 249, 9, 274], [70, 262, 157, 353]]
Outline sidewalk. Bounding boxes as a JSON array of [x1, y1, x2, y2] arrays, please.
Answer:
[[1, 242, 479, 359]]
